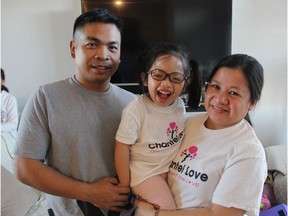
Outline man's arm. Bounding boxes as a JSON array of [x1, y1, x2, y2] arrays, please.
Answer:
[[15, 156, 130, 211]]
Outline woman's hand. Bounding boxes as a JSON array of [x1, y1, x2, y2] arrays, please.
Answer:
[[134, 199, 156, 216]]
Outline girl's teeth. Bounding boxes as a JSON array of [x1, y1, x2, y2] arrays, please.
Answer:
[[159, 90, 171, 95]]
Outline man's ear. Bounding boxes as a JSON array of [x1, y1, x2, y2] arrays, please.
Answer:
[[141, 72, 148, 86], [70, 41, 76, 59]]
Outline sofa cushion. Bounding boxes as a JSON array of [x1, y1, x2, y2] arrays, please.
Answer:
[[1, 166, 40, 216], [265, 145, 287, 205]]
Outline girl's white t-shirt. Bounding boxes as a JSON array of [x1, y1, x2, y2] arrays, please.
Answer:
[[116, 94, 186, 187]]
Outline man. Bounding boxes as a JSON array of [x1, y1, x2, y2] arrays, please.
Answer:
[[14, 8, 136, 216]]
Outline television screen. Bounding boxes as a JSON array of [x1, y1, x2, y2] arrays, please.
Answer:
[[81, 0, 232, 98]]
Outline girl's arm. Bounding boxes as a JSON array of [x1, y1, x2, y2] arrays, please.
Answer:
[[134, 200, 245, 216], [115, 140, 131, 187]]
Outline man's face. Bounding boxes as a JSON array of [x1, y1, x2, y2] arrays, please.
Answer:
[[70, 22, 121, 92]]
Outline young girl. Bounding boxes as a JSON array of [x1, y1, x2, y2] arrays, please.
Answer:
[[115, 42, 202, 210]]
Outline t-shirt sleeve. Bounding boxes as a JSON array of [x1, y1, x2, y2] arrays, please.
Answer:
[[115, 101, 140, 145], [212, 146, 267, 215], [14, 87, 50, 159]]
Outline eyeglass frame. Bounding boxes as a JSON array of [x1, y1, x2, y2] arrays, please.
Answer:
[[147, 69, 187, 83]]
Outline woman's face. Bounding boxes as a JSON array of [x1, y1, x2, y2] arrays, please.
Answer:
[[204, 67, 255, 129]]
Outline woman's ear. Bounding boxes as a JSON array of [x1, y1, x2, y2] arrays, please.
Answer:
[[141, 72, 148, 86], [248, 102, 256, 111]]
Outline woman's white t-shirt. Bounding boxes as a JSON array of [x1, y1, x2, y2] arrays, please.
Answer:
[[1, 90, 18, 138], [168, 113, 267, 216]]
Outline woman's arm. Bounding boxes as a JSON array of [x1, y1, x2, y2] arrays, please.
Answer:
[[134, 200, 245, 216], [115, 140, 131, 186]]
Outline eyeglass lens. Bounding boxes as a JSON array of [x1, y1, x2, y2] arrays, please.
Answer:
[[149, 69, 186, 83]]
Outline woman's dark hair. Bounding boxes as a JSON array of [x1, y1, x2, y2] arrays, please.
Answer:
[[73, 8, 124, 40], [207, 54, 264, 105], [137, 42, 202, 109], [1, 68, 9, 92]]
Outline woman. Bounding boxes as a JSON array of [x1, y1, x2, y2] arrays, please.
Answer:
[[1, 68, 18, 138], [135, 54, 267, 216], [1, 68, 18, 172]]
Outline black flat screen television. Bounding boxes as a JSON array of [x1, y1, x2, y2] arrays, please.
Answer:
[[81, 0, 232, 97]]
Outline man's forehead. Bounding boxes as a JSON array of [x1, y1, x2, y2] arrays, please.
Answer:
[[74, 22, 121, 41]]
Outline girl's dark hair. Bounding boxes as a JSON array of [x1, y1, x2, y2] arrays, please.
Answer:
[[1, 68, 9, 92], [73, 8, 124, 39], [207, 54, 264, 126], [186, 59, 202, 110], [207, 54, 264, 104], [137, 42, 202, 109]]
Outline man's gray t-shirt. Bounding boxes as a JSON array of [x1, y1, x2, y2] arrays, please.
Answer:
[[15, 77, 136, 215]]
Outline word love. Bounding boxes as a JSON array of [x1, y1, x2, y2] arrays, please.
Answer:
[[170, 161, 208, 182]]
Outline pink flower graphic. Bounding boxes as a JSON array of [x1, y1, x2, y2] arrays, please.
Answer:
[[166, 122, 178, 137], [180, 146, 198, 162]]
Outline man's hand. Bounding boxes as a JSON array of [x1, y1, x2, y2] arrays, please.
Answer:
[[15, 157, 131, 212], [87, 176, 131, 211]]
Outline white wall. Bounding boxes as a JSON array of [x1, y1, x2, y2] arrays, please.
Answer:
[[232, 0, 287, 147], [1, 0, 287, 147], [1, 0, 81, 111]]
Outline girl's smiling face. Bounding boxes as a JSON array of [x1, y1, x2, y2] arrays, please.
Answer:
[[204, 67, 255, 129], [144, 54, 186, 107]]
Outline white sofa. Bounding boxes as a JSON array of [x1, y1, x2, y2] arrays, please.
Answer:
[[265, 144, 287, 205], [1, 165, 40, 216], [1, 132, 41, 216]]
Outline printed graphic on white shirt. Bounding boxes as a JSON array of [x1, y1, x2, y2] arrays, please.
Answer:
[[169, 145, 208, 188], [148, 122, 183, 153], [1, 110, 7, 123]]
